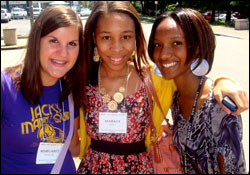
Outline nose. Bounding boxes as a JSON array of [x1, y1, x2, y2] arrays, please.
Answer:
[[111, 39, 123, 52], [58, 45, 68, 57], [160, 45, 173, 60]]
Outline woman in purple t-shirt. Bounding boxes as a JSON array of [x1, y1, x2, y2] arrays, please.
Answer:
[[1, 6, 87, 174]]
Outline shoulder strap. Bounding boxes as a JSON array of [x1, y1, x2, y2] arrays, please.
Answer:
[[144, 68, 169, 125], [51, 93, 74, 174]]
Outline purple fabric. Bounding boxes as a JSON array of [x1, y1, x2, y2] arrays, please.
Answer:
[[171, 81, 246, 174], [1, 70, 79, 174]]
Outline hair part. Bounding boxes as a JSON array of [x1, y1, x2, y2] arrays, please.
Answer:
[[148, 8, 216, 74]]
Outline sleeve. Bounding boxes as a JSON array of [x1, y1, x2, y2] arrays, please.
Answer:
[[145, 68, 177, 151], [78, 107, 91, 160], [1, 71, 7, 119], [215, 114, 246, 174], [150, 68, 176, 137]]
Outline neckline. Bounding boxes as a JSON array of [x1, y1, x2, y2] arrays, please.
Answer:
[[90, 81, 144, 100], [42, 79, 60, 91], [176, 78, 214, 121]]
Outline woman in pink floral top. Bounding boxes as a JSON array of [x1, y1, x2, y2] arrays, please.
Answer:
[[76, 1, 153, 174], [77, 79, 153, 174]]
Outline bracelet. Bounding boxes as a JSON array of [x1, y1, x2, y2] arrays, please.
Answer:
[[214, 76, 236, 86]]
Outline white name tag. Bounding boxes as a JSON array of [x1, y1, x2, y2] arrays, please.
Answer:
[[36, 142, 64, 164], [99, 112, 127, 133]]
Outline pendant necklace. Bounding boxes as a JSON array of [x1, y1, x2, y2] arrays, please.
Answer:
[[98, 61, 129, 111]]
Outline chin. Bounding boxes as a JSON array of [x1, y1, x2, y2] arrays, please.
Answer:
[[162, 72, 176, 80]]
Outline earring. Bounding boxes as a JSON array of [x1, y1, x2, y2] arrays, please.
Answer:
[[130, 50, 136, 61], [190, 58, 209, 76], [93, 47, 100, 62]]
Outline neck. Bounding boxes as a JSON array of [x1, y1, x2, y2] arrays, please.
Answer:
[[100, 63, 128, 79], [40, 74, 59, 86], [174, 73, 201, 98]]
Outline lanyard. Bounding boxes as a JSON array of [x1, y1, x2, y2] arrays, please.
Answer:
[[38, 79, 65, 143], [177, 76, 205, 173]]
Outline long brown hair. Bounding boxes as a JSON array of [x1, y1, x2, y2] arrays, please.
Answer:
[[84, 1, 149, 85], [6, 6, 88, 109]]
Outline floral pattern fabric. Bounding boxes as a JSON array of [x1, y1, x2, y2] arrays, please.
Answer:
[[171, 82, 246, 174], [77, 82, 153, 174]]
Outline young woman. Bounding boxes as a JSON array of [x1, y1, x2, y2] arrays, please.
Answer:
[[76, 2, 248, 174], [1, 6, 87, 174], [148, 8, 247, 174]]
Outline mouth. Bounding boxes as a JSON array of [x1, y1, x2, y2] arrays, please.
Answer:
[[162, 62, 178, 69], [50, 59, 67, 66], [108, 56, 125, 64]]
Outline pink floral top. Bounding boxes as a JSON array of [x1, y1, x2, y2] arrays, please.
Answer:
[[77, 82, 153, 174]]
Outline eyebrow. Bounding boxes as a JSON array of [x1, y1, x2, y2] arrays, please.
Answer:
[[154, 35, 184, 41], [98, 30, 135, 34], [47, 35, 79, 42]]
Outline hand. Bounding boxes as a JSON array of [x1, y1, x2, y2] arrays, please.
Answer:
[[214, 79, 249, 115]]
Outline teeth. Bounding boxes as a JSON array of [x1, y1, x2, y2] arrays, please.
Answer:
[[52, 59, 66, 64], [162, 62, 177, 68], [110, 57, 122, 62]]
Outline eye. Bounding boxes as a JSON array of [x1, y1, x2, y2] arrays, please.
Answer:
[[122, 35, 131, 40], [49, 39, 58, 44], [154, 43, 161, 48], [103, 36, 111, 40], [68, 41, 78, 47], [173, 41, 182, 46]]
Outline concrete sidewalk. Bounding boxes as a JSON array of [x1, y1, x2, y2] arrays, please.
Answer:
[[1, 26, 249, 50], [1, 37, 27, 50]]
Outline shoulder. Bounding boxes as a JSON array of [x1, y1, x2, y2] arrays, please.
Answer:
[[1, 70, 13, 88]]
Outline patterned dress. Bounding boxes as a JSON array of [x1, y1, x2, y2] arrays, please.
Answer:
[[171, 82, 246, 174], [77, 82, 153, 174]]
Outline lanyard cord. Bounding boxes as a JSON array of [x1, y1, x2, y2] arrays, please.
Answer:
[[176, 76, 205, 173], [38, 79, 65, 143]]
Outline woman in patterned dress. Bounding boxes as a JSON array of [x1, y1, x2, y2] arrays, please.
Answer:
[[76, 1, 154, 174], [148, 8, 247, 174]]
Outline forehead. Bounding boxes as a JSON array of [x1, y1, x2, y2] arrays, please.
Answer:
[[155, 18, 184, 38], [96, 12, 135, 32]]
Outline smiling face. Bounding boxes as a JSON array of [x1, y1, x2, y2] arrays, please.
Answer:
[[153, 18, 190, 80], [39, 25, 79, 86], [94, 12, 136, 72]]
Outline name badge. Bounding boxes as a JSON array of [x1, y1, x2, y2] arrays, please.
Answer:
[[36, 142, 64, 164], [99, 112, 127, 133]]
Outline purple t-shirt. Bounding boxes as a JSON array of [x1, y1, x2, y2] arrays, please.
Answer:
[[1, 70, 79, 174]]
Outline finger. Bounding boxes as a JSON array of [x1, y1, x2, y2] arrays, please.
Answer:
[[214, 89, 224, 105]]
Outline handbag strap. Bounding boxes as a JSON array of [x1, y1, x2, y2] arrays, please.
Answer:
[[143, 67, 170, 135], [51, 92, 74, 174]]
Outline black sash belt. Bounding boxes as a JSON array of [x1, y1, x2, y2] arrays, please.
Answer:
[[90, 138, 146, 155]]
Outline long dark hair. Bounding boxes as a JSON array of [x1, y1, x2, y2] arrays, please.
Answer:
[[148, 8, 215, 74], [6, 6, 88, 109], [83, 1, 149, 86]]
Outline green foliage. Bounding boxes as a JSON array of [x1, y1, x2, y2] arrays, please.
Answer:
[[165, 4, 178, 11], [211, 20, 235, 27], [130, 1, 142, 13], [155, 10, 161, 16]]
